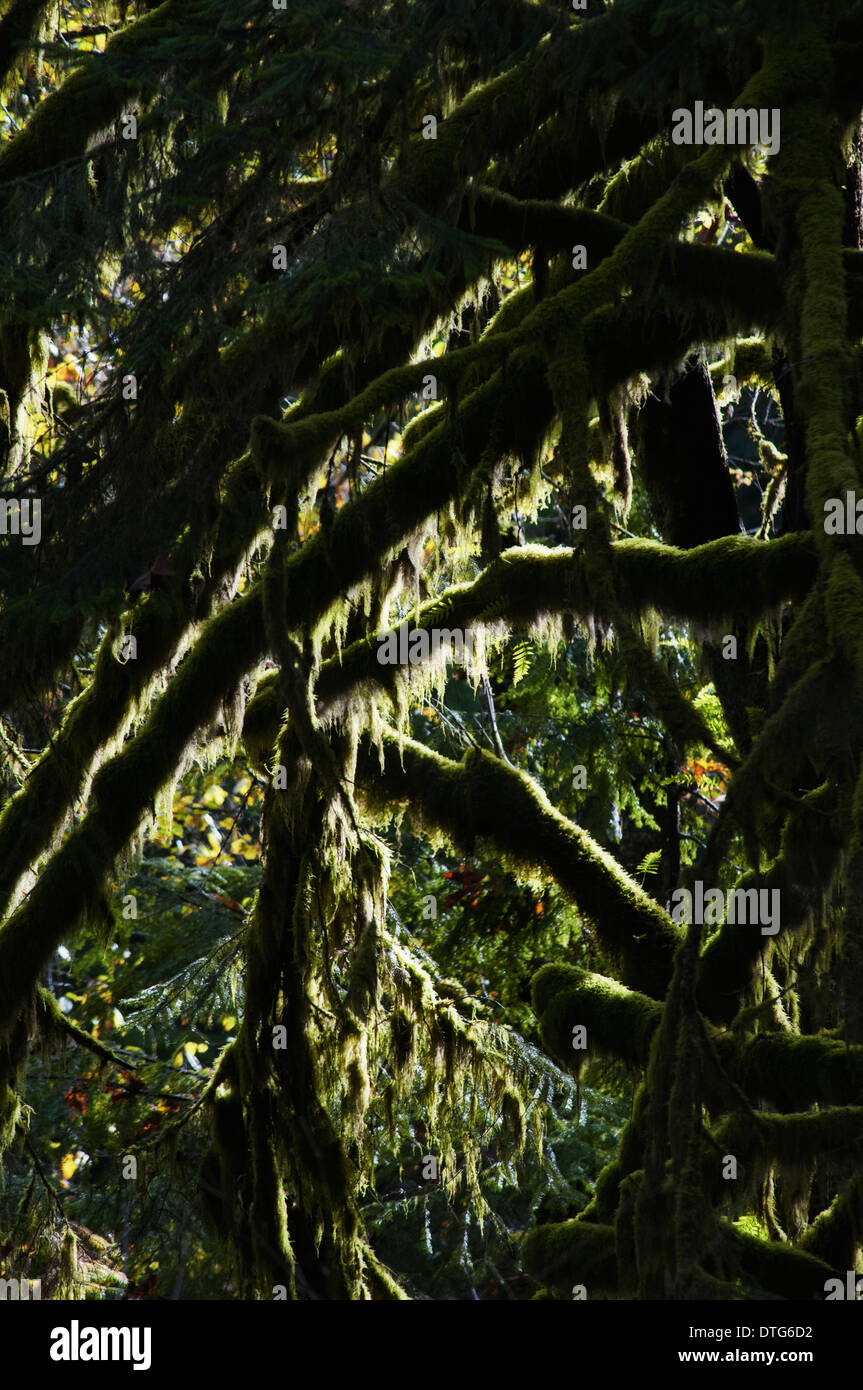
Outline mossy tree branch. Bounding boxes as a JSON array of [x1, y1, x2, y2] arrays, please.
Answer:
[[355, 731, 682, 1000]]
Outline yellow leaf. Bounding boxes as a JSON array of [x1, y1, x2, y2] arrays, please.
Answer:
[[60, 1153, 77, 1180], [202, 784, 228, 808]]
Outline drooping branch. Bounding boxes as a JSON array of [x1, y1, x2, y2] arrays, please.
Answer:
[[0, 589, 264, 1033], [531, 963, 662, 1070], [0, 0, 49, 92], [299, 535, 813, 730], [714, 1106, 863, 1169], [530, 959, 863, 1111], [0, 0, 185, 188], [354, 731, 681, 1000], [521, 1210, 838, 1299], [0, 346, 552, 1031]]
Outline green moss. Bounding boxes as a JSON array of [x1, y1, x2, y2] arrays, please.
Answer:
[[357, 732, 682, 999], [718, 1030, 863, 1111], [799, 1171, 863, 1271], [698, 786, 843, 1025], [0, 0, 185, 185], [0, 591, 266, 1032], [531, 964, 662, 1070], [723, 1220, 838, 1300], [732, 337, 777, 389], [714, 1107, 863, 1168], [521, 1219, 617, 1293]]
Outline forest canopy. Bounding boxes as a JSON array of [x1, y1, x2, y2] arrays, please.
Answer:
[[0, 0, 862, 1303]]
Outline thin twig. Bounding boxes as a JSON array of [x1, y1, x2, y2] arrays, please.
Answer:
[[23, 1133, 65, 1219], [481, 675, 513, 766]]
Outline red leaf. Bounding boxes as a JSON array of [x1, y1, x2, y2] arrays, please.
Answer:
[[63, 1085, 88, 1116]]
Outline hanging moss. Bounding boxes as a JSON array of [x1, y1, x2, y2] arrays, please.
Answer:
[[240, 536, 815, 773], [56, 1227, 78, 1302], [732, 337, 777, 389], [697, 786, 844, 1026], [0, 591, 266, 1033], [0, 0, 186, 187], [616, 623, 738, 766], [212, 681, 538, 1295], [5, 0, 863, 1305], [0, 0, 50, 92], [0, 577, 214, 921], [356, 731, 682, 1000], [599, 140, 700, 225], [0, 1005, 29, 1152], [255, 351, 554, 642]]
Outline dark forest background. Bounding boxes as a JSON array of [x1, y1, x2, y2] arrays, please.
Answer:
[[0, 0, 861, 1302]]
